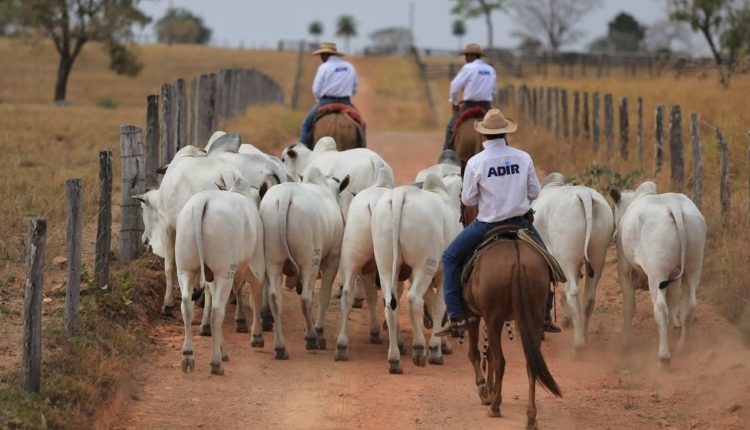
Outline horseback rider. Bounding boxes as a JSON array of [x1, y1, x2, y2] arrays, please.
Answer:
[[436, 108, 561, 337], [299, 42, 359, 148], [444, 43, 496, 150]]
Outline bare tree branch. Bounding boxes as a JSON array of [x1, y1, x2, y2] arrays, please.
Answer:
[[508, 0, 602, 51]]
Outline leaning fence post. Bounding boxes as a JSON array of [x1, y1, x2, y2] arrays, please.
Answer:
[[604, 94, 614, 158], [23, 219, 46, 393], [637, 97, 644, 165], [145, 94, 159, 188], [593, 92, 600, 151], [94, 150, 113, 290], [160, 84, 174, 164], [654, 105, 664, 175], [572, 90, 580, 140], [65, 179, 82, 335], [669, 105, 685, 193], [583, 91, 590, 141], [716, 127, 731, 230], [561, 89, 569, 139], [747, 131, 750, 230], [119, 126, 145, 262], [553, 88, 560, 138], [174, 78, 187, 152], [690, 114, 703, 209], [546, 87, 552, 132], [619, 96, 629, 160]]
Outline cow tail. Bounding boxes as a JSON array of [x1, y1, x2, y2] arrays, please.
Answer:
[[577, 190, 595, 278], [388, 189, 406, 310], [279, 190, 302, 294], [659, 205, 687, 290], [513, 241, 562, 397], [193, 197, 209, 286]]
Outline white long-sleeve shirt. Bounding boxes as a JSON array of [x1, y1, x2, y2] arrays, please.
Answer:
[[461, 138, 541, 223], [449, 58, 496, 105], [312, 56, 358, 100]]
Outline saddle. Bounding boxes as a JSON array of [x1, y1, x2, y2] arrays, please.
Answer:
[[315, 103, 365, 128], [460, 226, 567, 286]]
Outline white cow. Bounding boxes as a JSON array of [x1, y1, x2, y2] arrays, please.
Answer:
[[281, 137, 394, 218], [207, 130, 295, 183], [371, 173, 462, 374], [174, 179, 265, 375], [610, 181, 706, 364], [334, 167, 394, 361], [259, 167, 349, 358], [414, 149, 461, 183], [532, 172, 614, 352]]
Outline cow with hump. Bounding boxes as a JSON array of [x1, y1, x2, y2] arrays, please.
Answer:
[[610, 181, 706, 365], [259, 166, 350, 359], [532, 172, 615, 353]]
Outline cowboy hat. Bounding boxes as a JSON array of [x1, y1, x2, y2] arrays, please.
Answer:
[[474, 108, 518, 135], [312, 42, 345, 56], [459, 43, 485, 56]]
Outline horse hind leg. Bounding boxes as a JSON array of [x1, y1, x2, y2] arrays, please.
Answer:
[[487, 320, 505, 418], [468, 318, 491, 405]]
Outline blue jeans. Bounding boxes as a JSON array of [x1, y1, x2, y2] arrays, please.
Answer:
[[442, 217, 555, 320], [444, 100, 492, 150], [300, 96, 355, 148]]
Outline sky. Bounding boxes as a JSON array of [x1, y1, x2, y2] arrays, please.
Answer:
[[137, 0, 701, 53]]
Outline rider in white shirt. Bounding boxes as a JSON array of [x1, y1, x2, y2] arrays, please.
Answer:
[[299, 42, 359, 147], [444, 43, 496, 149], [437, 108, 561, 337]]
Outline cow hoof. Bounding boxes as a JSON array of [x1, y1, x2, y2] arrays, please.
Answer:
[[221, 351, 230, 362], [210, 362, 224, 375], [181, 355, 195, 373], [398, 343, 406, 356], [352, 298, 364, 309], [441, 340, 453, 355], [561, 316, 572, 329], [235, 319, 249, 333], [659, 356, 671, 368], [274, 347, 289, 360], [428, 346, 443, 365], [262, 320, 274, 332], [488, 408, 502, 418], [317, 338, 327, 350], [305, 336, 317, 351], [369, 332, 382, 344], [334, 344, 349, 362], [388, 360, 403, 374], [412, 346, 426, 367], [251, 335, 264, 348], [162, 305, 174, 317], [477, 384, 491, 405], [261, 310, 274, 332], [199, 325, 211, 337]]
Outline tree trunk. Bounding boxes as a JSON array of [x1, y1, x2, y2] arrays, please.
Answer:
[[484, 11, 493, 48], [54, 55, 74, 102]]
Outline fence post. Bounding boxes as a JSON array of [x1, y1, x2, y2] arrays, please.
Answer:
[[23, 219, 46, 393], [690, 114, 703, 209], [583, 92, 590, 141], [669, 105, 685, 193], [716, 127, 731, 230], [196, 74, 211, 145], [532, 87, 538, 125], [189, 77, 199, 146], [94, 150, 113, 290], [145, 94, 159, 188], [553, 88, 560, 138], [65, 179, 82, 335], [655, 105, 664, 175], [546, 87, 552, 132], [174, 78, 187, 152], [561, 89, 569, 139], [604, 94, 614, 158], [747, 132, 750, 230], [592, 92, 600, 151], [519, 85, 527, 120], [119, 125, 145, 262], [160, 84, 174, 164], [572, 90, 580, 140], [619, 97, 629, 160], [637, 97, 644, 165]]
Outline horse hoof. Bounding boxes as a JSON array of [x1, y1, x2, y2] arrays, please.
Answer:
[[305, 337, 317, 351], [477, 384, 491, 405], [235, 319, 249, 333], [162, 305, 174, 317], [210, 362, 224, 375], [274, 347, 289, 360], [398, 343, 406, 356], [527, 419, 538, 429], [199, 325, 211, 337], [369, 332, 382, 344], [488, 408, 502, 418], [334, 344, 349, 362], [388, 360, 403, 374], [251, 335, 264, 348], [181, 355, 195, 373], [352, 298, 364, 309]]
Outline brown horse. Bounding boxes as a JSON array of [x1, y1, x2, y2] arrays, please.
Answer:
[[450, 116, 484, 166], [463, 233, 562, 427], [312, 113, 364, 150]]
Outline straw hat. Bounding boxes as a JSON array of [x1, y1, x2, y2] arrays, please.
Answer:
[[474, 108, 518, 135], [312, 42, 344, 56], [459, 43, 485, 56]]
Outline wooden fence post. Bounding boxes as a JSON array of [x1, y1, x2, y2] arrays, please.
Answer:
[[583, 91, 590, 140], [554, 88, 561, 138], [604, 94, 614, 158], [573, 90, 580, 140], [119, 126, 145, 262], [174, 78, 187, 152], [546, 87, 552, 132], [655, 105, 664, 174], [619, 96, 629, 160], [669, 105, 685, 192], [23, 219, 46, 393], [65, 179, 82, 335], [690, 114, 703, 209], [747, 132, 750, 230], [145, 94, 159, 188], [561, 89, 569, 139], [637, 97, 644, 165], [189, 77, 199, 146], [716, 127, 731, 230], [160, 84, 174, 164], [593, 92, 600, 151], [94, 150, 113, 290]]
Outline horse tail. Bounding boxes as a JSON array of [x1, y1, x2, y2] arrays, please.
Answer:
[[512, 240, 562, 397], [387, 188, 406, 310], [279, 190, 302, 294], [577, 189, 595, 278]]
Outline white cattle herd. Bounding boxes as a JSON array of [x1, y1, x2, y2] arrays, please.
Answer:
[[135, 133, 707, 377]]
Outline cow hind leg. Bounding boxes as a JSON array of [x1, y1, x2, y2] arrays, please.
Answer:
[[163, 238, 177, 315], [315, 259, 339, 350], [209, 277, 233, 375], [352, 275, 365, 308], [361, 272, 382, 344], [233, 276, 249, 333], [667, 279, 682, 329], [299, 270, 317, 351], [581, 270, 602, 347], [178, 271, 196, 373], [335, 268, 358, 361], [406, 271, 432, 367], [649, 279, 672, 365], [677, 272, 699, 353], [200, 284, 213, 336], [266, 269, 288, 360], [424, 278, 447, 365]]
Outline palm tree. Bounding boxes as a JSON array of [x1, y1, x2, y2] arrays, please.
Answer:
[[336, 15, 357, 53], [452, 19, 466, 50], [308, 20, 323, 42]]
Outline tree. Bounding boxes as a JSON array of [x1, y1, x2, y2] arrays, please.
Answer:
[[452, 19, 466, 49], [508, 0, 603, 52], [19, 0, 150, 102], [309, 20, 323, 42], [0, 0, 22, 35], [518, 36, 543, 54], [155, 7, 211, 45], [589, 12, 646, 53], [336, 15, 357, 53], [450, 0, 505, 48]]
